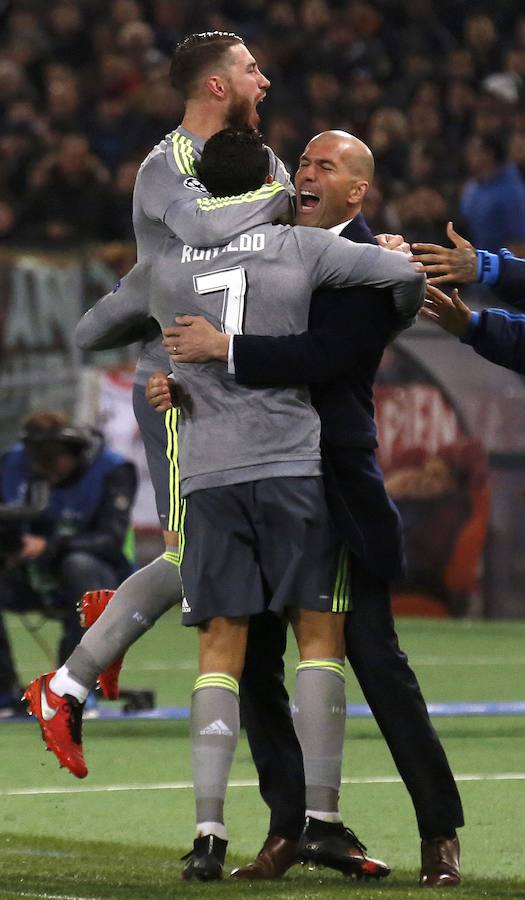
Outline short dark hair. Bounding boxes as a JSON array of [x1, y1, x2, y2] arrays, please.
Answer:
[[196, 127, 269, 197], [21, 410, 88, 456], [478, 132, 507, 163], [169, 31, 244, 99]]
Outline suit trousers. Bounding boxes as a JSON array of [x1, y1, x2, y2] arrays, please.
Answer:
[[240, 555, 464, 841]]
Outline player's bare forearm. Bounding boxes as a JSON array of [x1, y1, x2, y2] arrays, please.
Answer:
[[163, 316, 230, 363], [412, 222, 477, 285]]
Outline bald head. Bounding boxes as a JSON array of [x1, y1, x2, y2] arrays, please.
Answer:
[[295, 130, 375, 229], [313, 130, 375, 181]]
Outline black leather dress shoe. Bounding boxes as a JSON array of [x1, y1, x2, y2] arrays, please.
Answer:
[[230, 835, 298, 879], [420, 835, 460, 887]]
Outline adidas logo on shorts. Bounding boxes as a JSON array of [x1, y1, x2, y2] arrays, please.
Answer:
[[199, 719, 233, 736], [181, 597, 191, 613]]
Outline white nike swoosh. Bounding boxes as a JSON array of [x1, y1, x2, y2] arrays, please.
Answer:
[[40, 681, 57, 721]]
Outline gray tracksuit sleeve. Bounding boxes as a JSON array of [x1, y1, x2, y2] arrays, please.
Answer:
[[295, 227, 426, 325], [134, 145, 293, 252], [75, 262, 152, 350]]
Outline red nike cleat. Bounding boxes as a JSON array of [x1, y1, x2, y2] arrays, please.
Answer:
[[23, 673, 87, 778], [79, 589, 122, 700]]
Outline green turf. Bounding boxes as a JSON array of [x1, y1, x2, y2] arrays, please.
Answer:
[[1, 833, 525, 899], [1, 613, 525, 898]]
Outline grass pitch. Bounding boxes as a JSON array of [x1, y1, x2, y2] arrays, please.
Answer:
[[1, 613, 525, 899]]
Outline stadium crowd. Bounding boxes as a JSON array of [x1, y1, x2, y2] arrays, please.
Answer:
[[2, 0, 525, 249]]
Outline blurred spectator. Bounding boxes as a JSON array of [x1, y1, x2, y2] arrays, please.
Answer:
[[368, 108, 408, 185], [463, 13, 500, 79], [509, 130, 525, 179], [460, 132, 525, 254], [111, 0, 145, 28], [96, 53, 143, 100], [0, 60, 34, 113], [117, 20, 166, 73], [0, 199, 17, 243], [134, 65, 184, 138], [46, 72, 84, 133], [362, 182, 400, 237], [87, 94, 147, 172], [0, 120, 39, 197], [395, 186, 449, 244], [445, 48, 476, 82], [46, 2, 93, 69], [18, 133, 112, 245], [0, 0, 524, 252], [444, 80, 476, 147], [0, 410, 136, 714], [105, 157, 141, 241], [264, 113, 302, 173]]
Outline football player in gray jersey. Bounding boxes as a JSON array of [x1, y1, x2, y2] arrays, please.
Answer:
[[71, 127, 424, 879], [23, 31, 295, 781], [132, 32, 292, 548]]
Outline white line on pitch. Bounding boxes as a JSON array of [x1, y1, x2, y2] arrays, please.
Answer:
[[0, 893, 99, 900], [409, 656, 525, 666], [2, 772, 525, 797]]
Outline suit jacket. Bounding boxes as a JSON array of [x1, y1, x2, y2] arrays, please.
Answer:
[[233, 213, 405, 581]]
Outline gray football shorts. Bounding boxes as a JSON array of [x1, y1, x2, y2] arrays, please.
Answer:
[[132, 382, 182, 531], [178, 476, 350, 627]]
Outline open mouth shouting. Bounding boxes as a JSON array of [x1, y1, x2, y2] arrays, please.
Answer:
[[299, 190, 320, 212]]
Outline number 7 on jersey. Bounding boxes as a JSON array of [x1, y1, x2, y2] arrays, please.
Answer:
[[193, 266, 247, 335]]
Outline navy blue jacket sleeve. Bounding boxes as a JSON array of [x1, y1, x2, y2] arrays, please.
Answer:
[[478, 248, 525, 309], [233, 296, 397, 387], [494, 253, 525, 310], [460, 308, 525, 375]]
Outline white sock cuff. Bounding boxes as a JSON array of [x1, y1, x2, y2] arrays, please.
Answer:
[[306, 810, 343, 824], [196, 821, 228, 840], [50, 666, 89, 703]]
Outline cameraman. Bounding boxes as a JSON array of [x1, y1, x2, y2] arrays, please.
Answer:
[[0, 411, 136, 712]]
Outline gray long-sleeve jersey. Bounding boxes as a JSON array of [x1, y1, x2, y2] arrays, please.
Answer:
[[131, 126, 293, 382], [77, 223, 425, 497]]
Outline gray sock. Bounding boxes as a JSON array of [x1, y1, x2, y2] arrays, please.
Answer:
[[66, 554, 182, 688], [191, 674, 240, 825], [292, 659, 346, 815]]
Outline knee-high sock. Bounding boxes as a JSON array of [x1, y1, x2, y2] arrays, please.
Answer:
[[191, 674, 240, 834], [292, 659, 346, 818], [62, 553, 182, 690]]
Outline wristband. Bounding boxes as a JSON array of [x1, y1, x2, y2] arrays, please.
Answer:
[[476, 250, 500, 285]]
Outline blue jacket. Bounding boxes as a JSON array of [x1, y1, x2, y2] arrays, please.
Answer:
[[232, 213, 405, 581], [465, 247, 525, 374], [461, 307, 525, 376], [0, 440, 136, 580]]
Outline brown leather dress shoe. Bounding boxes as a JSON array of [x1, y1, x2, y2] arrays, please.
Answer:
[[230, 835, 298, 880], [420, 835, 460, 887]]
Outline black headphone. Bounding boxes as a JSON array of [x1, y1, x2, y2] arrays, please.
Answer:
[[21, 426, 91, 455]]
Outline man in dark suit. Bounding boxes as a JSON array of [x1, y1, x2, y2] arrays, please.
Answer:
[[161, 130, 463, 887]]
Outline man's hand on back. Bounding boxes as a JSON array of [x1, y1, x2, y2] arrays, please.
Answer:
[[18, 534, 47, 561], [145, 371, 173, 412], [162, 317, 230, 363], [375, 233, 411, 255]]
